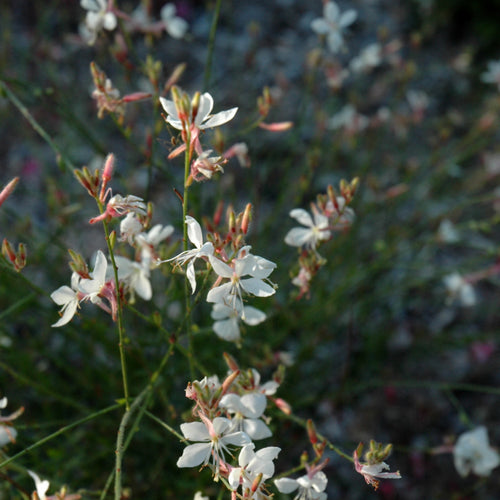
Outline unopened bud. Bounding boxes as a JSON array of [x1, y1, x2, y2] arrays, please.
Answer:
[[214, 200, 224, 227], [221, 369, 240, 395], [251, 472, 263, 493], [2, 238, 15, 263], [258, 121, 293, 132], [0, 177, 19, 208], [241, 203, 252, 234], [227, 208, 236, 234], [307, 419, 318, 444], [191, 91, 201, 122], [273, 397, 291, 415], [109, 230, 116, 250], [223, 352, 240, 372], [163, 63, 186, 94]]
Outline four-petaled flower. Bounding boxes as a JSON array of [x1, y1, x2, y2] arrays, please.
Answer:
[[160, 91, 238, 131], [166, 216, 214, 293], [207, 247, 276, 310], [80, 0, 117, 45], [50, 272, 82, 327], [311, 1, 357, 53], [353, 450, 401, 490], [177, 415, 251, 478], [453, 426, 500, 477], [275, 468, 328, 500], [284, 208, 331, 249], [229, 443, 280, 499], [161, 3, 188, 39]]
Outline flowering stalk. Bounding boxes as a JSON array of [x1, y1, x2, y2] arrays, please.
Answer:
[[95, 195, 130, 411]]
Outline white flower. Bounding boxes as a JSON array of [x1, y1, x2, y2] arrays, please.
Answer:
[[481, 59, 500, 91], [328, 104, 368, 133], [407, 90, 429, 114], [437, 219, 459, 244], [350, 43, 382, 73], [284, 208, 330, 249], [177, 416, 251, 477], [211, 300, 266, 342], [161, 3, 188, 39], [193, 492, 209, 500], [80, 0, 117, 45], [229, 443, 280, 497], [159, 92, 238, 131], [219, 393, 272, 440], [120, 213, 144, 245], [78, 250, 108, 303], [28, 471, 50, 500], [167, 216, 214, 293], [207, 247, 276, 307], [311, 1, 357, 53], [275, 470, 328, 500], [0, 397, 18, 447], [136, 223, 174, 268], [443, 272, 476, 307], [115, 256, 152, 301], [454, 426, 500, 477], [50, 272, 82, 327]]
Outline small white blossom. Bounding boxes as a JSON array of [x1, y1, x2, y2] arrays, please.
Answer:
[[207, 247, 276, 308], [211, 300, 266, 342], [328, 104, 369, 133], [454, 426, 500, 477], [28, 471, 50, 500], [229, 443, 280, 498], [311, 1, 357, 53], [219, 393, 272, 440], [481, 59, 500, 91], [136, 223, 174, 268], [0, 397, 19, 447], [284, 208, 330, 249], [166, 216, 214, 293], [177, 416, 251, 477], [443, 272, 476, 307], [80, 0, 117, 45], [50, 272, 82, 327], [120, 213, 144, 245], [161, 3, 188, 39], [78, 250, 108, 304], [350, 43, 382, 73], [115, 256, 152, 301], [275, 470, 328, 500], [159, 92, 238, 131]]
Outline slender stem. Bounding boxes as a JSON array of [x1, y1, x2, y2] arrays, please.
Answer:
[[102, 218, 130, 411], [203, 0, 223, 91], [0, 404, 122, 470], [144, 411, 186, 442], [182, 133, 196, 379], [0, 80, 76, 171]]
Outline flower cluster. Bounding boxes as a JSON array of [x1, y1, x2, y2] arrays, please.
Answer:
[[177, 357, 286, 497], [285, 180, 357, 298], [166, 206, 276, 343], [51, 156, 173, 325], [160, 87, 238, 184]]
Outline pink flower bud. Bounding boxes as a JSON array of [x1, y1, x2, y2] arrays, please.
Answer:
[[0, 177, 19, 208], [258, 121, 294, 132]]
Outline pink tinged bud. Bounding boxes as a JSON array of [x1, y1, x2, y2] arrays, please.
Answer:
[[273, 397, 291, 415], [241, 203, 252, 234], [223, 352, 240, 372], [99, 153, 115, 203], [258, 121, 294, 132], [122, 92, 152, 103], [2, 238, 16, 263], [168, 143, 187, 159], [307, 419, 318, 445], [0, 177, 19, 208], [221, 370, 240, 395], [163, 63, 186, 94]]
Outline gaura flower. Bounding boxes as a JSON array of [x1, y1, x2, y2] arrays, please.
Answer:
[[115, 256, 152, 301], [453, 426, 500, 477], [353, 449, 401, 490], [284, 208, 330, 249], [166, 216, 214, 293], [50, 272, 82, 327], [0, 396, 23, 447], [219, 392, 272, 440], [177, 415, 251, 478], [311, 1, 357, 53], [207, 247, 276, 309], [275, 468, 328, 500], [228, 443, 280, 498], [211, 300, 266, 342], [161, 3, 188, 39], [80, 0, 117, 45], [443, 272, 476, 307], [159, 91, 237, 132]]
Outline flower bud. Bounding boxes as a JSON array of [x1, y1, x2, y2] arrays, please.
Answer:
[[0, 177, 19, 208]]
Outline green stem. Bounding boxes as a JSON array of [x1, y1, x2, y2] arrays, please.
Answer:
[[0, 80, 76, 172], [203, 0, 223, 91], [101, 216, 130, 411], [0, 403, 122, 470]]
